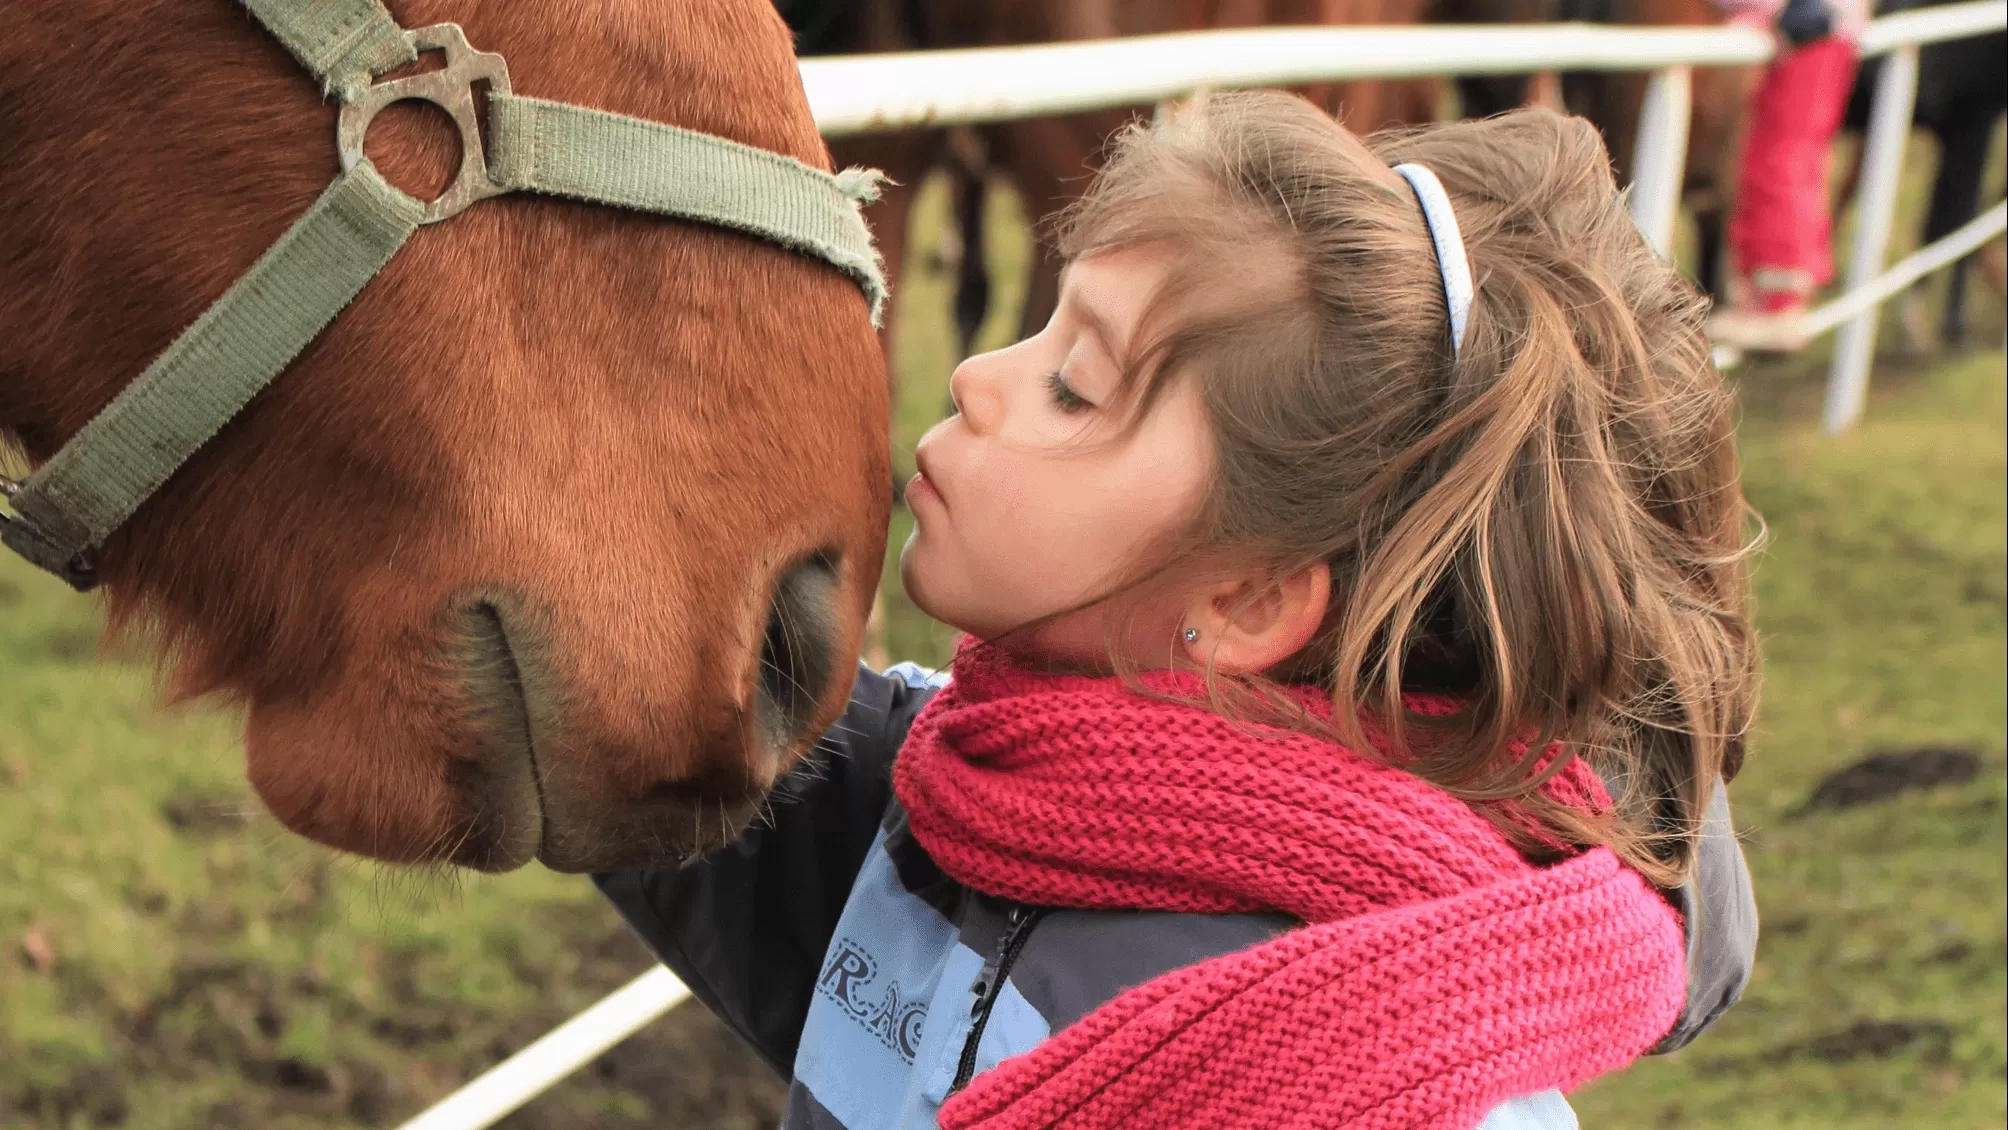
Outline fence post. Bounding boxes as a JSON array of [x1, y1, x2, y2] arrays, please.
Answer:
[[1823, 44, 1919, 434], [1628, 65, 1693, 259]]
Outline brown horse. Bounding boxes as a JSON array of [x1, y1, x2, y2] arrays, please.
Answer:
[[1197, 0, 1444, 135], [803, 0, 1149, 366], [1, 1, 891, 873], [1571, 0, 1756, 295], [804, 0, 1445, 370], [1447, 0, 1757, 293]]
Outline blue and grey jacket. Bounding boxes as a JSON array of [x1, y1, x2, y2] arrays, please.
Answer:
[[597, 664, 1759, 1130]]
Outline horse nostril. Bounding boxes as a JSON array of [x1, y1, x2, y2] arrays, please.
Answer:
[[756, 552, 843, 750]]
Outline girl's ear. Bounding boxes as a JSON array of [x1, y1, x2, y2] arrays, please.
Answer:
[[1179, 561, 1331, 675]]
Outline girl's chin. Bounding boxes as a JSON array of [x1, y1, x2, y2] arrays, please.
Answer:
[[895, 544, 965, 633], [896, 576, 1024, 652]]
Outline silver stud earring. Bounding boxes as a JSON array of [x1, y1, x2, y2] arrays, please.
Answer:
[[1182, 627, 1199, 643]]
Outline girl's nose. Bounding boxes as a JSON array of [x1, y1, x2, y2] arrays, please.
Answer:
[[946, 354, 1005, 435]]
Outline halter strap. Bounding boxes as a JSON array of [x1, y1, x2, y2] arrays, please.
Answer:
[[3, 167, 423, 578], [487, 95, 887, 312], [1392, 163, 1474, 360], [2, 0, 885, 590], [241, 0, 414, 98]]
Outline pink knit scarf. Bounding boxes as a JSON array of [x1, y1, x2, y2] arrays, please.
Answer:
[[892, 642, 1688, 1130]]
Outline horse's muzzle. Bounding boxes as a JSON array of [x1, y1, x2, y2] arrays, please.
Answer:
[[448, 552, 849, 873]]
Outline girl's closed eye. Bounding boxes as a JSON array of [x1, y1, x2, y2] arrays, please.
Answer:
[[1044, 370, 1095, 413]]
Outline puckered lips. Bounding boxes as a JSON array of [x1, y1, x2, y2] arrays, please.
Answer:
[[907, 447, 946, 514]]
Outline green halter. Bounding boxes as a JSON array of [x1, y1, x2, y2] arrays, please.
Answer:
[[0, 0, 886, 591]]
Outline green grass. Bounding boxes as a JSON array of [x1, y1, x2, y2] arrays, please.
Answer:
[[1571, 348, 2008, 1129], [0, 565, 781, 1128], [3, 158, 2004, 1127]]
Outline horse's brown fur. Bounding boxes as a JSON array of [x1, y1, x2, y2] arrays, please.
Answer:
[[1198, 0, 1444, 135], [0, 0, 891, 872]]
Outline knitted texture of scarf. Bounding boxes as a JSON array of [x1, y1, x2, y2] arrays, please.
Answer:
[[892, 643, 1688, 1130]]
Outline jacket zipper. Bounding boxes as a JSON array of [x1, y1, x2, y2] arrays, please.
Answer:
[[949, 903, 1045, 1095]]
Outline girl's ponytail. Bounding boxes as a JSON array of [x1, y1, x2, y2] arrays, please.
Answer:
[[1057, 95, 1759, 885]]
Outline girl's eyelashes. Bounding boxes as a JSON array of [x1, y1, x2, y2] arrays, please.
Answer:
[[1044, 370, 1094, 413]]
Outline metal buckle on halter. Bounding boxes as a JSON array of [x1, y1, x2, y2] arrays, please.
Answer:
[[0, 476, 98, 591], [335, 24, 511, 224]]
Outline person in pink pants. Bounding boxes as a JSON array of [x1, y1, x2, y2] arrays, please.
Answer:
[[1712, 0, 1870, 348]]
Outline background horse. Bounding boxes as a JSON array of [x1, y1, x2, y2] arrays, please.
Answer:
[[1197, 0, 1446, 133], [1843, 0, 2007, 346], [1448, 0, 1757, 297], [787, 0, 1449, 378], [0, 0, 890, 874], [789, 0, 1177, 370]]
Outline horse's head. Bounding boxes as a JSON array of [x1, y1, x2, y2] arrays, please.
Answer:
[[0, 0, 890, 872]]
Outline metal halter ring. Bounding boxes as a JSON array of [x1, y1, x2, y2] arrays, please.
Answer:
[[0, 474, 99, 590], [335, 24, 511, 224]]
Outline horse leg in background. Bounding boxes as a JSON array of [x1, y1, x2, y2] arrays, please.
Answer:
[[1000, 123, 1069, 343], [1693, 210, 1729, 296], [1602, 61, 1753, 203], [1685, 64, 1758, 297], [1303, 0, 1443, 131], [1567, 32, 1649, 172], [1525, 72, 1565, 110], [1453, 70, 1559, 117], [1189, 0, 1274, 22], [988, 110, 1129, 341], [1591, 61, 1740, 297], [1831, 134, 1865, 219], [1920, 108, 2003, 347], [947, 128, 993, 359], [1982, 235, 2008, 300], [1575, 0, 1755, 300], [1335, 70, 1443, 132], [1458, 75, 1533, 116], [1434, 0, 1564, 116], [1334, 80, 1392, 132], [1391, 78, 1447, 125]]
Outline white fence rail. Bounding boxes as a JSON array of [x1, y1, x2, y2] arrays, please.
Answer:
[[802, 23, 1775, 135], [398, 6, 2006, 1128], [799, 1, 2004, 133]]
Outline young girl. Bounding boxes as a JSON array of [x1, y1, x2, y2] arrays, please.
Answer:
[[600, 94, 1759, 1130]]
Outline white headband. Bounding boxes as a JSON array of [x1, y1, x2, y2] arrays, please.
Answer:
[[1392, 163, 1474, 360]]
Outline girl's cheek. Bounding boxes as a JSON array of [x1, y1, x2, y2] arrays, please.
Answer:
[[980, 449, 1046, 533]]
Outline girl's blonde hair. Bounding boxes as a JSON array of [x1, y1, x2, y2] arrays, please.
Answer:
[[1059, 92, 1759, 886]]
